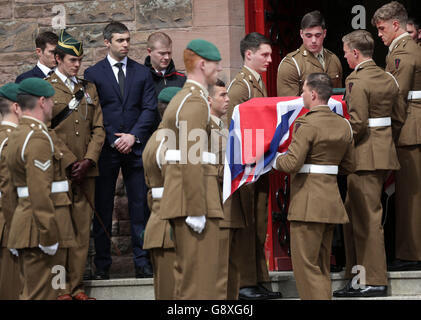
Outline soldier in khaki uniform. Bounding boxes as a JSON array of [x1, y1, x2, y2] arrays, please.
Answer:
[[227, 32, 280, 300], [209, 79, 246, 299], [143, 87, 180, 300], [334, 30, 400, 298], [277, 10, 342, 97], [372, 2, 421, 271], [6, 78, 77, 300], [159, 39, 225, 300], [273, 73, 354, 300], [0, 83, 23, 299], [46, 30, 105, 300]]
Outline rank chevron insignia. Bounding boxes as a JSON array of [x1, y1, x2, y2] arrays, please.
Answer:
[[34, 159, 51, 171]]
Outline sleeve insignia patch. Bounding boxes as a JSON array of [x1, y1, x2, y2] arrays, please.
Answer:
[[34, 159, 51, 171]]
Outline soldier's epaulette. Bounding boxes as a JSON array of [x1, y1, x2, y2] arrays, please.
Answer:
[[21, 124, 54, 161], [290, 48, 301, 57]]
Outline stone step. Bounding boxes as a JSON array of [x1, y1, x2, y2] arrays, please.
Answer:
[[84, 271, 421, 300]]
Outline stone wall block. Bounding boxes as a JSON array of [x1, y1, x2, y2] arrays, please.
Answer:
[[0, 21, 38, 52], [0, 1, 13, 20], [136, 0, 192, 30], [65, 1, 134, 25]]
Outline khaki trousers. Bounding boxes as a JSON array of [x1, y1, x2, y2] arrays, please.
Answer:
[[344, 171, 388, 285], [150, 248, 176, 300], [171, 217, 225, 300], [290, 221, 335, 300], [65, 178, 95, 296], [19, 248, 67, 300], [237, 175, 270, 287], [218, 227, 243, 299], [0, 247, 22, 299], [395, 146, 421, 260]]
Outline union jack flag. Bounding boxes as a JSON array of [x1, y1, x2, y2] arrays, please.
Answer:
[[223, 96, 348, 202]]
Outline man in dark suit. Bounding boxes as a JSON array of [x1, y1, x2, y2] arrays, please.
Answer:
[[84, 21, 157, 280], [15, 31, 58, 83]]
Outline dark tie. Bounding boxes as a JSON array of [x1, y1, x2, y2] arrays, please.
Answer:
[[47, 70, 54, 76], [115, 62, 125, 96]]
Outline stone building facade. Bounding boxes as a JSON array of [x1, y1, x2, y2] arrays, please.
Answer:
[[1, 0, 245, 277]]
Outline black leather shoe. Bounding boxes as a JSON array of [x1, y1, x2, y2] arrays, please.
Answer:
[[93, 269, 110, 280], [387, 259, 421, 271], [354, 285, 388, 297], [333, 281, 357, 297], [258, 284, 282, 299], [135, 264, 153, 278], [334, 282, 387, 298], [239, 286, 267, 300]]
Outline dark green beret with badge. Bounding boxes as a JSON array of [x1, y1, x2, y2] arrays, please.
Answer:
[[187, 39, 221, 61], [57, 29, 83, 57], [18, 77, 55, 98], [0, 82, 20, 102], [158, 86, 181, 103]]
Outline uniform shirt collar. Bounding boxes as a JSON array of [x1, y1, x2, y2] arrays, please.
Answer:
[[37, 61, 54, 77], [210, 114, 224, 129], [21, 115, 49, 131], [355, 58, 373, 71], [1, 121, 18, 128], [244, 65, 262, 84], [55, 68, 77, 86], [389, 32, 410, 52], [186, 79, 209, 98]]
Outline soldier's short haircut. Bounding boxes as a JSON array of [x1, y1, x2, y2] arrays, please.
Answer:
[[103, 21, 129, 42], [35, 31, 58, 52], [0, 97, 12, 116], [407, 17, 420, 30], [183, 49, 202, 73], [147, 32, 172, 50], [240, 32, 271, 60], [371, 1, 408, 27], [305, 73, 333, 104], [209, 78, 226, 97], [342, 30, 374, 57], [17, 93, 38, 111], [301, 10, 326, 30]]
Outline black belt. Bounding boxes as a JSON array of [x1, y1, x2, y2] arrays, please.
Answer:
[[51, 89, 84, 129]]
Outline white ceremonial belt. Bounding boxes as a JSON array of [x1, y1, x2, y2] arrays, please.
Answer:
[[17, 180, 69, 198], [165, 150, 217, 165], [368, 117, 391, 127], [298, 164, 338, 175], [151, 187, 164, 199], [408, 91, 421, 100]]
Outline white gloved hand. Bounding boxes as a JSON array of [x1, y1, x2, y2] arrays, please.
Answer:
[[38, 243, 59, 256], [9, 248, 19, 257], [185, 215, 206, 234]]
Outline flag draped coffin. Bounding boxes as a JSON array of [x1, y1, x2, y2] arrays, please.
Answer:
[[223, 95, 348, 202]]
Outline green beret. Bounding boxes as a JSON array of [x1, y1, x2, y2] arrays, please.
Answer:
[[187, 39, 221, 61], [0, 83, 19, 102], [57, 29, 83, 57], [18, 78, 55, 98], [158, 86, 181, 103]]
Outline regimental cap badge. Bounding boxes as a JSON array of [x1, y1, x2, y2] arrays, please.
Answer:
[[395, 58, 401, 69], [57, 29, 83, 57]]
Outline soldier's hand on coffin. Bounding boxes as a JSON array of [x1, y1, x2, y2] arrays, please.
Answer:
[[71, 159, 93, 184]]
